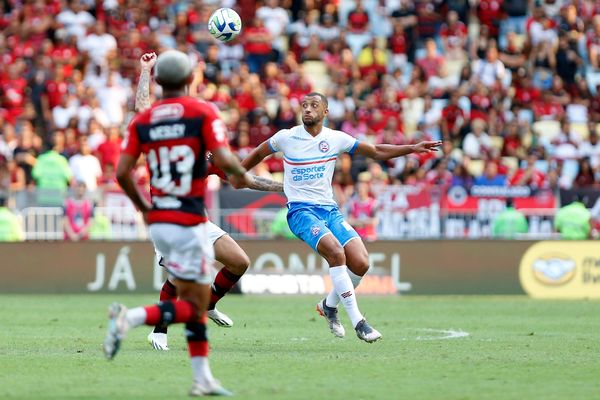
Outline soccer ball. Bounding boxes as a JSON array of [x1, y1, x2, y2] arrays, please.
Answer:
[[208, 8, 242, 43]]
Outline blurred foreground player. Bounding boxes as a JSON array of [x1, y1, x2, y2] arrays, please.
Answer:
[[242, 93, 441, 342], [135, 52, 283, 351], [103, 50, 250, 396]]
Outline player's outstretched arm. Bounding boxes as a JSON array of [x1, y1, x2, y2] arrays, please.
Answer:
[[241, 175, 283, 192], [354, 140, 442, 160], [116, 154, 151, 214], [134, 52, 157, 112], [241, 141, 273, 171]]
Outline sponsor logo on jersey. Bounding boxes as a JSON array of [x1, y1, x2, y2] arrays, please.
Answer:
[[310, 224, 321, 236], [291, 165, 326, 181], [150, 103, 184, 124], [318, 140, 330, 153], [291, 135, 311, 141]]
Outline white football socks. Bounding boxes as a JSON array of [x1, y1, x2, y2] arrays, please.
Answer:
[[191, 357, 215, 385], [325, 268, 365, 308], [328, 265, 364, 328], [126, 307, 147, 328]]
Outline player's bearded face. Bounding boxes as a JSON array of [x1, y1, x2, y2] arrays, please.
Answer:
[[301, 99, 325, 126]]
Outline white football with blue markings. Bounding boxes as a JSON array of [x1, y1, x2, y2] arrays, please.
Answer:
[[208, 8, 242, 43]]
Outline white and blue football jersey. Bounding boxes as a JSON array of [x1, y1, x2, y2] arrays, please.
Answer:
[[268, 125, 359, 205]]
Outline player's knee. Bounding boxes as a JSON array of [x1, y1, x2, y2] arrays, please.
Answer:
[[325, 246, 346, 266], [349, 257, 369, 276], [228, 253, 250, 275]]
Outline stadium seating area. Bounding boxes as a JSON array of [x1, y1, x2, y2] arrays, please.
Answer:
[[1, 0, 600, 211]]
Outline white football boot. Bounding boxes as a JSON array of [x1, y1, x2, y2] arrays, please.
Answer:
[[208, 308, 233, 328], [147, 331, 169, 351]]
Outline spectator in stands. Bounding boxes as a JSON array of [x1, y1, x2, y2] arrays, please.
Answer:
[[244, 17, 273, 74], [345, 0, 372, 56], [69, 136, 102, 192], [63, 180, 94, 241], [440, 10, 468, 61], [347, 181, 379, 242], [579, 131, 600, 170], [97, 71, 127, 127], [13, 122, 40, 188], [500, 0, 529, 49], [463, 119, 492, 159], [256, 0, 289, 60], [474, 162, 507, 186], [56, 0, 94, 41], [509, 154, 546, 188], [31, 142, 72, 206], [573, 157, 596, 187], [555, 195, 591, 239], [441, 92, 467, 145], [492, 198, 529, 239], [451, 163, 474, 189], [426, 158, 453, 186], [78, 20, 117, 67], [471, 44, 506, 89], [417, 38, 449, 92], [96, 126, 122, 171], [587, 15, 600, 70], [0, 193, 23, 242]]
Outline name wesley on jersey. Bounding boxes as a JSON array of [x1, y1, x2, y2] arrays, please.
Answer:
[[149, 123, 185, 140], [291, 165, 325, 181]]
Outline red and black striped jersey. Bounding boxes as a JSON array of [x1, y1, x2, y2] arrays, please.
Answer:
[[122, 96, 229, 226]]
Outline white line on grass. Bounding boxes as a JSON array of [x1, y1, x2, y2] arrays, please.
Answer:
[[415, 328, 470, 341]]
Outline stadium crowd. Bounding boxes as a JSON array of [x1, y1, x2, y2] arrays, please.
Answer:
[[1, 0, 600, 214]]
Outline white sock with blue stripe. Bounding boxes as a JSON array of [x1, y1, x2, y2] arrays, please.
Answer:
[[329, 265, 364, 328]]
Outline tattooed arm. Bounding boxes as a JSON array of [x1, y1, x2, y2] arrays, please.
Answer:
[[245, 175, 284, 192], [134, 52, 157, 112]]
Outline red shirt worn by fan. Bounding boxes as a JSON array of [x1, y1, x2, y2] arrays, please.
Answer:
[[122, 96, 229, 226]]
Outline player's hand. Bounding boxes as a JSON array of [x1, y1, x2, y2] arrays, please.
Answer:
[[413, 141, 443, 153], [228, 174, 248, 189], [140, 52, 157, 70]]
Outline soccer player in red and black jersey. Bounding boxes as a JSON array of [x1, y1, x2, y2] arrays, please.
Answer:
[[134, 52, 283, 352], [103, 50, 249, 397]]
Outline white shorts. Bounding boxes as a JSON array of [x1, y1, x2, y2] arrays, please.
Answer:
[[149, 222, 215, 285]]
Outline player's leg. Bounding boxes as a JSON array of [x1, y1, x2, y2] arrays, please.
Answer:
[[177, 280, 232, 397], [320, 208, 381, 342], [208, 227, 250, 327], [148, 252, 177, 350], [324, 238, 369, 309]]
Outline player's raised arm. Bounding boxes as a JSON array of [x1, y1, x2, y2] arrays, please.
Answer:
[[134, 52, 157, 112], [241, 140, 274, 171], [353, 140, 443, 160]]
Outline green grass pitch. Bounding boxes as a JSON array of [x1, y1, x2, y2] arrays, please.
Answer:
[[1, 295, 600, 399]]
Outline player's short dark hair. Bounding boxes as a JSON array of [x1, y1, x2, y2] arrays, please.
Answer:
[[154, 50, 192, 91], [304, 92, 328, 108]]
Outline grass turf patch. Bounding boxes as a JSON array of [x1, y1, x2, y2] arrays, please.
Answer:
[[1, 295, 599, 399]]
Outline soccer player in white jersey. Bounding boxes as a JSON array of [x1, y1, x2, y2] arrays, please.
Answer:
[[242, 93, 441, 342]]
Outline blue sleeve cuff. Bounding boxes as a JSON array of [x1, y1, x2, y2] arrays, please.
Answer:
[[348, 140, 359, 156], [268, 140, 276, 153]]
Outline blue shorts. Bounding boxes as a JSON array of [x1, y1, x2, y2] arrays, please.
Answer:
[[287, 202, 359, 252]]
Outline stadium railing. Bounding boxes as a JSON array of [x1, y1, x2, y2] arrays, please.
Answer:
[[17, 206, 560, 241]]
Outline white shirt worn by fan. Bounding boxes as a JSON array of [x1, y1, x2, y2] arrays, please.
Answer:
[[268, 125, 358, 206]]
